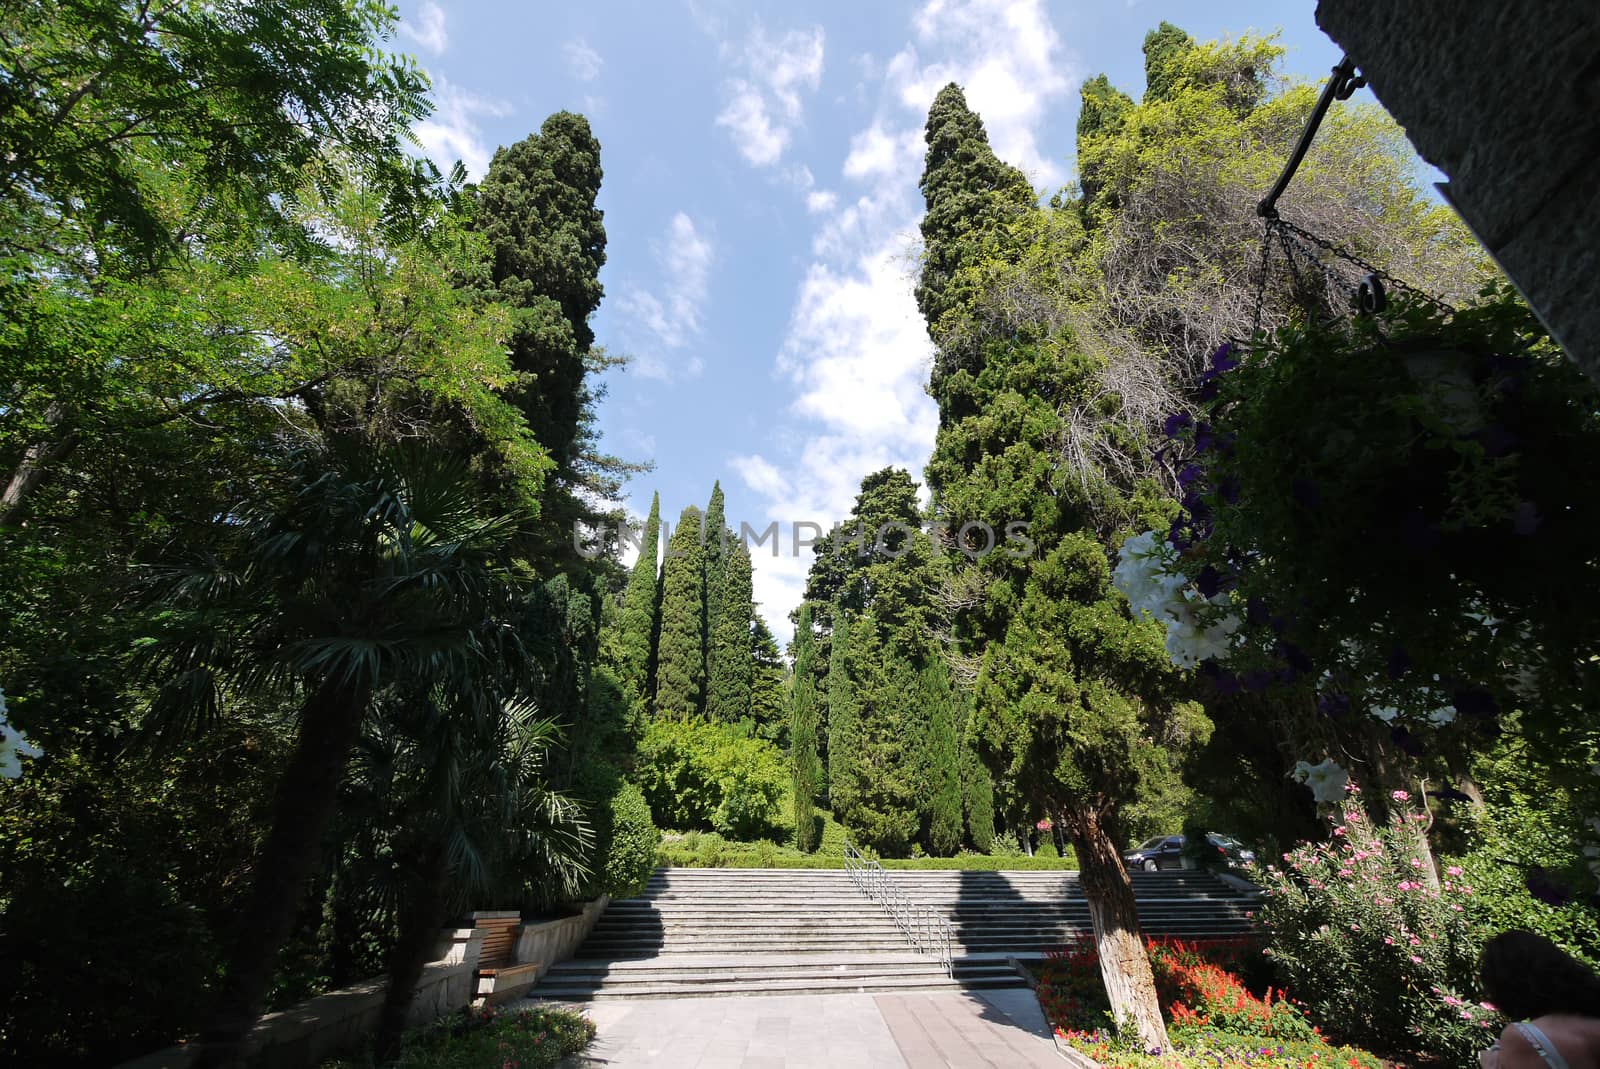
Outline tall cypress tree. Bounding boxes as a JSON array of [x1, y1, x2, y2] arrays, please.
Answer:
[[702, 481, 729, 683], [476, 113, 609, 564], [1140, 22, 1195, 103], [915, 84, 1035, 403], [655, 505, 706, 719], [917, 81, 1182, 1049], [922, 656, 963, 856], [706, 538, 754, 722], [790, 603, 820, 852], [618, 492, 662, 713], [749, 617, 788, 744], [958, 687, 996, 852], [826, 612, 859, 821]]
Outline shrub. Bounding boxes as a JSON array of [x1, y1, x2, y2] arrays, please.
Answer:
[[637, 719, 786, 839], [598, 781, 657, 899], [1256, 787, 1500, 1063]]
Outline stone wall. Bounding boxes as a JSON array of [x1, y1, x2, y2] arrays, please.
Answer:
[[117, 896, 611, 1068], [511, 895, 610, 987], [1315, 1, 1600, 384]]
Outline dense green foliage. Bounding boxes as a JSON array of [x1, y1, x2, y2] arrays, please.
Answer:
[[826, 614, 859, 817], [789, 604, 821, 852], [617, 493, 662, 714], [636, 719, 787, 840], [0, 4, 643, 1064], [590, 781, 659, 901]]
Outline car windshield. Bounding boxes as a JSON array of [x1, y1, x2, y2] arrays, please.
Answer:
[[1134, 836, 1168, 852], [1208, 833, 1242, 848]]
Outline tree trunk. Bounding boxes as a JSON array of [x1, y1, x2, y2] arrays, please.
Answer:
[[0, 401, 76, 527], [192, 676, 371, 1069], [1066, 804, 1169, 1053], [373, 845, 451, 1066], [328, 851, 364, 989]]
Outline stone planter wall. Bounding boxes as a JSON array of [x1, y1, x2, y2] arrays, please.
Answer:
[[511, 895, 610, 985], [116, 896, 609, 1069], [118, 929, 485, 1069]]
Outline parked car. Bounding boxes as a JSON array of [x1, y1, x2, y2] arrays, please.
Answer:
[[1124, 834, 1185, 871], [1207, 832, 1257, 866], [1124, 833, 1257, 871]]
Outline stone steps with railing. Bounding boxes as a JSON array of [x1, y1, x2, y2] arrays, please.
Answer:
[[525, 861, 1261, 1001]]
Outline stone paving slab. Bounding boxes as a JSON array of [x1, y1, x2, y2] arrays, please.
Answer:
[[543, 988, 1060, 1068]]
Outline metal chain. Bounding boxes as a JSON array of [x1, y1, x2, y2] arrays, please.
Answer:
[[1275, 216, 1456, 315], [1251, 213, 1455, 335]]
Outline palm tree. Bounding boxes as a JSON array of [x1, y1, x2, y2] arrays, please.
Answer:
[[361, 693, 590, 1064], [136, 441, 534, 1067]]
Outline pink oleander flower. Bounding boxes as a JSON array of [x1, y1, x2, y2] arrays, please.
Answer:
[[1447, 866, 1464, 876], [1409, 936, 1421, 946], [1481, 1001, 1496, 1011], [1333, 826, 1346, 837], [1412, 956, 1424, 964], [1385, 937, 1394, 945], [1410, 858, 1422, 868], [1392, 790, 1410, 801]]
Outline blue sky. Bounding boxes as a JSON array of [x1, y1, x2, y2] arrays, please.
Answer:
[[397, 0, 1348, 645]]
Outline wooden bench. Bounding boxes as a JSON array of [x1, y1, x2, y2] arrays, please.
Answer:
[[473, 915, 541, 1004]]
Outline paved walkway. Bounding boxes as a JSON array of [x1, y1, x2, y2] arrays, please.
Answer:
[[545, 987, 1062, 1068]]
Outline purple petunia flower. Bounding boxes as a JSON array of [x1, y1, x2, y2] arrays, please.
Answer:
[[1386, 648, 1413, 681], [1163, 411, 1194, 438], [1318, 691, 1352, 718]]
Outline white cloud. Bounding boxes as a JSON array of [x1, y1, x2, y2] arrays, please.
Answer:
[[620, 212, 715, 380], [715, 25, 826, 167], [413, 78, 510, 182], [717, 83, 788, 166], [400, 1, 449, 55], [732, 0, 1077, 633], [805, 190, 838, 214], [886, 0, 1072, 187], [564, 38, 603, 81]]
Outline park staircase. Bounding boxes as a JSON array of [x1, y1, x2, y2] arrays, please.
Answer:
[[529, 866, 1259, 1000]]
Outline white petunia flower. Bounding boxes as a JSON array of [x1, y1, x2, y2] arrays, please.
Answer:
[[1291, 758, 1350, 804], [1370, 705, 1400, 723], [0, 687, 43, 781]]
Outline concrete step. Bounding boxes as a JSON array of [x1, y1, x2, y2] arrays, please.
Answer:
[[528, 972, 1025, 1001], [532, 867, 1258, 1002]]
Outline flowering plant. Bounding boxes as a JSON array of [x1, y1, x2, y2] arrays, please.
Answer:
[[1037, 935, 1383, 1069], [1257, 786, 1498, 1063], [1144, 287, 1600, 772]]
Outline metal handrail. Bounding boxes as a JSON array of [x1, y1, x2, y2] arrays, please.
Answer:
[[843, 839, 953, 976]]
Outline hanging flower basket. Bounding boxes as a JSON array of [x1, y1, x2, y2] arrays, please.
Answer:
[[1141, 283, 1600, 757]]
